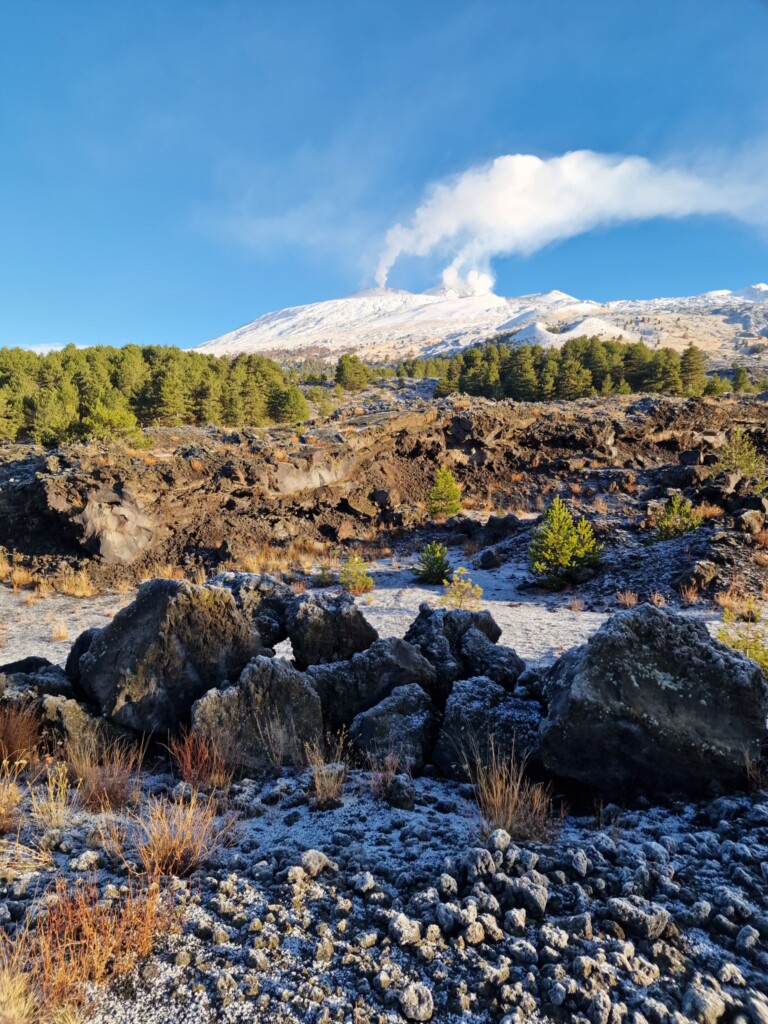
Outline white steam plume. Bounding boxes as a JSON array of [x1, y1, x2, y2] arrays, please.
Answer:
[[375, 150, 768, 295]]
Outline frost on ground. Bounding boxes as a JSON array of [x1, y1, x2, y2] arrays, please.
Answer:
[[4, 767, 767, 1024]]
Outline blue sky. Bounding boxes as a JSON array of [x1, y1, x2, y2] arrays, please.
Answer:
[[1, 1, 767, 348]]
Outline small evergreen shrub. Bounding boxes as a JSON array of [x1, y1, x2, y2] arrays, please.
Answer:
[[413, 541, 452, 585], [427, 467, 462, 519], [528, 496, 602, 589], [439, 567, 482, 610], [714, 427, 766, 490], [718, 607, 768, 675], [654, 494, 703, 540], [339, 554, 374, 595]]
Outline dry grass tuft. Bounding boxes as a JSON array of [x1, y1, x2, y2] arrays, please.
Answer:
[[464, 737, 557, 841], [56, 570, 96, 599], [29, 762, 79, 830], [368, 750, 409, 801], [715, 582, 760, 621], [0, 760, 25, 834], [649, 591, 667, 608], [0, 837, 52, 879], [0, 550, 8, 581], [305, 731, 349, 807], [616, 590, 638, 608], [0, 876, 175, 1014], [167, 730, 234, 790], [255, 712, 302, 771], [9, 567, 35, 592], [567, 598, 585, 613], [678, 582, 699, 606], [50, 619, 68, 642], [65, 734, 143, 811], [105, 791, 236, 876], [0, 705, 39, 764], [696, 501, 725, 520]]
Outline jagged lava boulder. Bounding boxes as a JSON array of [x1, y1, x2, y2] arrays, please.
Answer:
[[308, 638, 436, 733], [75, 579, 261, 733], [540, 604, 768, 796], [432, 676, 543, 780], [191, 656, 322, 773], [286, 591, 378, 670], [403, 604, 524, 700], [206, 572, 294, 648], [349, 684, 439, 770]]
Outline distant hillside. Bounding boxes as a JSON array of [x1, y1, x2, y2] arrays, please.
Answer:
[[195, 284, 768, 368]]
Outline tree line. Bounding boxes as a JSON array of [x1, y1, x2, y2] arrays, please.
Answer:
[[0, 345, 309, 445], [393, 337, 764, 401]]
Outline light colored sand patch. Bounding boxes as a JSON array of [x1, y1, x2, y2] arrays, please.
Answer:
[[0, 586, 130, 666]]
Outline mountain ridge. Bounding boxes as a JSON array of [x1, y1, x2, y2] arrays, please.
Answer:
[[194, 283, 768, 367]]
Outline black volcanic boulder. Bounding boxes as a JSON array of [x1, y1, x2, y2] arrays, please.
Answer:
[[191, 656, 322, 773], [349, 684, 439, 771], [432, 676, 543, 780], [403, 604, 523, 701], [286, 591, 378, 670], [308, 638, 437, 733], [206, 572, 294, 648], [76, 579, 261, 733], [540, 605, 768, 796]]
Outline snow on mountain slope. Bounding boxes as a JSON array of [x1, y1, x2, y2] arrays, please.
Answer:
[[195, 284, 768, 367]]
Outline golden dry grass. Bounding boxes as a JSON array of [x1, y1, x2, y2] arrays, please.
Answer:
[[104, 791, 236, 876], [55, 570, 96, 599], [616, 590, 638, 608], [715, 582, 760, 621], [0, 876, 174, 1014], [679, 582, 699, 606], [368, 750, 409, 801], [254, 712, 302, 770], [305, 731, 349, 807], [696, 501, 725, 520], [65, 734, 143, 811], [0, 760, 25, 834], [167, 730, 234, 790], [0, 705, 39, 764], [649, 591, 666, 608], [29, 762, 79, 830], [0, 551, 8, 581], [49, 619, 68, 642], [9, 567, 35, 592], [464, 737, 557, 841], [0, 837, 52, 879]]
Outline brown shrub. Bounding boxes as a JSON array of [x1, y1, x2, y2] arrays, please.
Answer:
[[65, 735, 143, 811], [167, 730, 234, 790], [464, 737, 557, 841], [0, 706, 39, 763]]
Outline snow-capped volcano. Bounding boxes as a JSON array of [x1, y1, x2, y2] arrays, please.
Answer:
[[194, 284, 768, 367]]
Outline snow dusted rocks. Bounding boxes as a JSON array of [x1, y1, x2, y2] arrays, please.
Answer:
[[432, 676, 543, 779], [349, 683, 439, 770], [540, 604, 768, 796], [191, 656, 322, 772], [308, 637, 436, 733], [403, 604, 524, 700], [75, 579, 261, 733], [285, 590, 378, 670]]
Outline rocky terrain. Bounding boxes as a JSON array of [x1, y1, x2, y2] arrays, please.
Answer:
[[1, 391, 768, 1024]]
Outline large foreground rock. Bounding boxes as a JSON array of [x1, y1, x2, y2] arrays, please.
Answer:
[[403, 605, 523, 700], [432, 676, 543, 780], [76, 579, 261, 733], [349, 684, 439, 770], [286, 591, 378, 670], [191, 656, 322, 773], [540, 605, 768, 796], [308, 638, 436, 733], [206, 572, 294, 648]]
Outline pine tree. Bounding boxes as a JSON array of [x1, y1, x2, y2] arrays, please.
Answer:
[[335, 354, 369, 391], [680, 343, 708, 396], [732, 366, 751, 392], [427, 467, 462, 519], [504, 348, 539, 400], [528, 496, 602, 589]]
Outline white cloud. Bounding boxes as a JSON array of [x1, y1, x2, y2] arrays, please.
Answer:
[[375, 150, 768, 295]]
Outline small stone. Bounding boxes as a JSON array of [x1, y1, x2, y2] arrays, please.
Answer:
[[400, 981, 434, 1021], [389, 913, 422, 947]]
